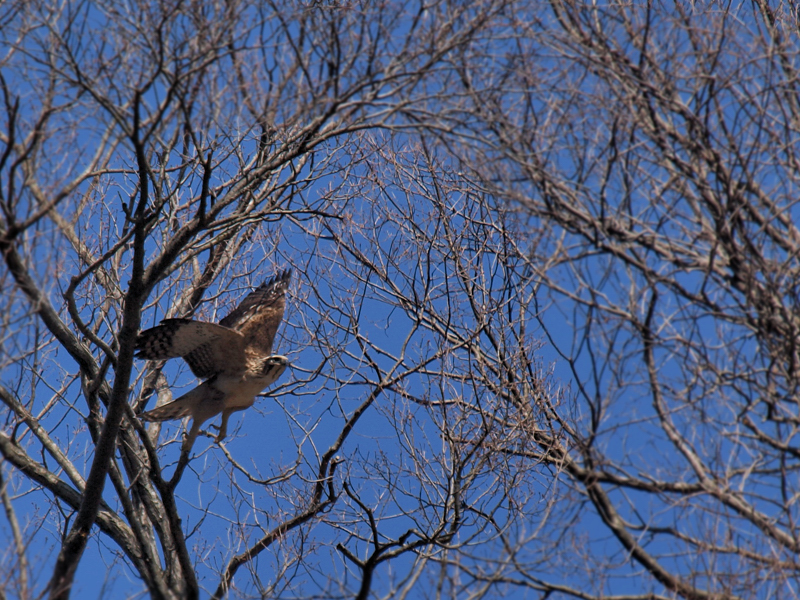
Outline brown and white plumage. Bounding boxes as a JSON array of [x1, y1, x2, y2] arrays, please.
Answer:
[[137, 269, 291, 451]]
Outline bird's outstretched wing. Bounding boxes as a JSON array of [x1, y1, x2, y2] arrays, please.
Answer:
[[219, 268, 291, 357], [135, 318, 246, 378]]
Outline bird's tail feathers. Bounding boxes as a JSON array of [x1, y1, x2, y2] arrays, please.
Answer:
[[140, 393, 197, 422]]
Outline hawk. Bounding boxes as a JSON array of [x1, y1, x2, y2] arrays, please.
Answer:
[[137, 269, 291, 451]]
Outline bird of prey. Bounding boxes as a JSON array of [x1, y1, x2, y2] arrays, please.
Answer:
[[137, 269, 291, 452]]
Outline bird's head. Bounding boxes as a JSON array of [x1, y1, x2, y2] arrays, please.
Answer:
[[260, 355, 289, 381]]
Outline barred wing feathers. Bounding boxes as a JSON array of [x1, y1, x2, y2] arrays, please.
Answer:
[[135, 318, 246, 378], [219, 268, 291, 357]]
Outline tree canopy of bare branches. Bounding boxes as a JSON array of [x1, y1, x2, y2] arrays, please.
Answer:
[[2, 1, 800, 599]]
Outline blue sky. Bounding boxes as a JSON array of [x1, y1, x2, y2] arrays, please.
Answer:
[[2, 2, 798, 599]]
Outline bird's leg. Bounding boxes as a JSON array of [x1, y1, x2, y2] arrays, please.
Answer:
[[214, 410, 232, 443], [182, 420, 201, 454]]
